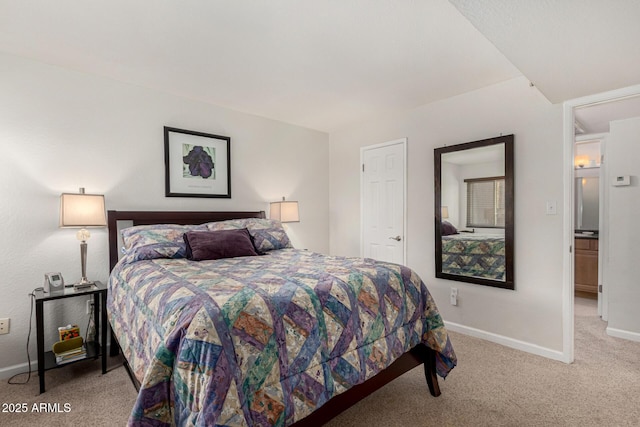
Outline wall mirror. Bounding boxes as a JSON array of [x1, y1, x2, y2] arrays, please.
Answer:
[[434, 135, 514, 289], [575, 175, 599, 231]]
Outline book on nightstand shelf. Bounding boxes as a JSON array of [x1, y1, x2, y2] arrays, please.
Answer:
[[52, 335, 87, 365], [55, 347, 87, 364]]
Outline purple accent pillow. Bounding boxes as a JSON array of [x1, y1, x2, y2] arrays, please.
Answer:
[[183, 229, 259, 261], [441, 221, 459, 236], [204, 218, 293, 252]]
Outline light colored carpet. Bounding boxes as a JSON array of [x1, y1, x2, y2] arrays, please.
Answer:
[[2, 297, 639, 426], [328, 297, 640, 426], [0, 354, 135, 426]]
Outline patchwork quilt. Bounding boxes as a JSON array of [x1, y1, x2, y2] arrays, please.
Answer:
[[442, 234, 505, 280], [107, 249, 456, 426]]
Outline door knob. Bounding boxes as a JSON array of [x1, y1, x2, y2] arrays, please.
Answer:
[[389, 236, 402, 241]]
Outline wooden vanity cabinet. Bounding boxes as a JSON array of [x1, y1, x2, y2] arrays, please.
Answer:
[[575, 238, 598, 295]]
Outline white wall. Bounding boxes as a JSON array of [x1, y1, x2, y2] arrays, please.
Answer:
[[604, 116, 640, 339], [329, 77, 565, 355], [0, 53, 330, 375]]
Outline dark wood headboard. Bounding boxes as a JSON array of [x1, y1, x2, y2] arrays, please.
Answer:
[[107, 210, 266, 271]]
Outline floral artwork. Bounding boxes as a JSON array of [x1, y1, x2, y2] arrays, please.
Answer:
[[164, 126, 231, 198], [182, 144, 215, 179]]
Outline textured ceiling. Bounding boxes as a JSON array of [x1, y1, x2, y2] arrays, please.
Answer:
[[450, 0, 640, 104], [2, 1, 640, 132], [0, 0, 521, 132]]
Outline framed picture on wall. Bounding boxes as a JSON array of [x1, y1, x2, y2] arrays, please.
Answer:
[[164, 126, 231, 198]]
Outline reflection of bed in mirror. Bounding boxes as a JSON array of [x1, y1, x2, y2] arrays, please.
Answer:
[[441, 234, 505, 280]]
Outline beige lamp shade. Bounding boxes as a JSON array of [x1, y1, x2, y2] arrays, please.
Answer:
[[60, 192, 107, 228], [441, 206, 449, 219], [270, 198, 300, 223]]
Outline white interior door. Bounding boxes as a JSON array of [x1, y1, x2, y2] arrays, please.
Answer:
[[361, 139, 406, 264]]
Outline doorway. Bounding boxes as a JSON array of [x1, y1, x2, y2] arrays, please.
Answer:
[[360, 138, 407, 264], [572, 132, 606, 354], [563, 86, 640, 363], [573, 134, 604, 311]]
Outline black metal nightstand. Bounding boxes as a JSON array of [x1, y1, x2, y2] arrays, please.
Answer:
[[34, 281, 107, 393]]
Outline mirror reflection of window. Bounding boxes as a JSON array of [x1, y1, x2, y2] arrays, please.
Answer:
[[441, 144, 505, 232], [466, 177, 505, 228]]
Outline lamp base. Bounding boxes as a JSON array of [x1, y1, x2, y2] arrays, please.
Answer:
[[74, 278, 95, 291], [75, 240, 95, 291]]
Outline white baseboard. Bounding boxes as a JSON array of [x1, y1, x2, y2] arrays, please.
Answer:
[[0, 360, 38, 380], [444, 321, 566, 363], [606, 327, 640, 342]]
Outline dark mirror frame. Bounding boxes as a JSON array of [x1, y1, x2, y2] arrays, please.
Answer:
[[434, 135, 515, 290]]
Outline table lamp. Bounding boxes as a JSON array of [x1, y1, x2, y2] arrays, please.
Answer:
[[441, 206, 449, 219], [270, 197, 300, 222], [59, 188, 106, 287]]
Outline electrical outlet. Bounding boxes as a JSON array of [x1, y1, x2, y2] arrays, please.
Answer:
[[0, 318, 9, 335], [86, 299, 94, 315], [450, 288, 458, 306]]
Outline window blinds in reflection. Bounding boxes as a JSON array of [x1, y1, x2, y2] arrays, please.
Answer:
[[465, 177, 505, 228]]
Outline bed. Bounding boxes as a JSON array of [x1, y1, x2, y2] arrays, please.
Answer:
[[107, 210, 456, 426], [441, 233, 505, 280]]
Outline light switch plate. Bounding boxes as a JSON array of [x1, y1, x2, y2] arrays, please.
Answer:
[[546, 201, 557, 215]]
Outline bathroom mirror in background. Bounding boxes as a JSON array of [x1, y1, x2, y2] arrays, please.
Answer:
[[575, 176, 599, 231], [434, 135, 514, 289]]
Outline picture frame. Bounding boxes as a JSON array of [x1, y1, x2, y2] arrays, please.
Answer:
[[164, 126, 231, 198]]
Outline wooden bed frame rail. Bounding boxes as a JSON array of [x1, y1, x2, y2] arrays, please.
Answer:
[[291, 344, 440, 426], [106, 210, 441, 426]]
